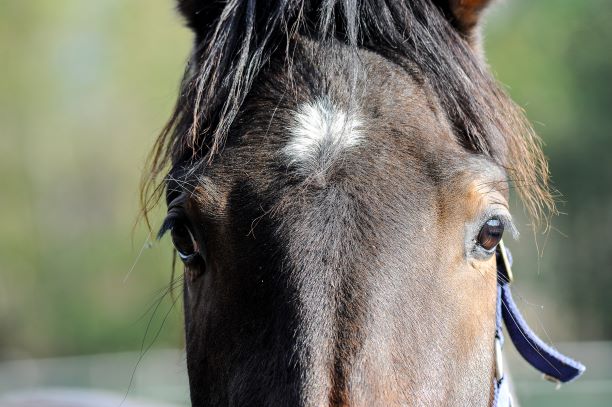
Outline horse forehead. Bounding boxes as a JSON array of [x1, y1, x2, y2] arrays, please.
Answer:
[[215, 44, 473, 208], [283, 97, 363, 176]]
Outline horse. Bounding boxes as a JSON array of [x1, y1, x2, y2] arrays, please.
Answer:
[[142, 1, 584, 405]]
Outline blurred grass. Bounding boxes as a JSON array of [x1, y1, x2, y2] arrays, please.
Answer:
[[0, 0, 610, 370], [0, 0, 190, 358]]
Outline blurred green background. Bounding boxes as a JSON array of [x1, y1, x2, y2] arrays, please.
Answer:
[[0, 0, 610, 405]]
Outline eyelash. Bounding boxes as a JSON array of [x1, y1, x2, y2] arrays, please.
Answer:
[[157, 215, 177, 240], [157, 204, 189, 238], [158, 210, 202, 264], [476, 211, 516, 237]]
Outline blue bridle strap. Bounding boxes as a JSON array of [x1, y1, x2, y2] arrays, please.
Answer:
[[493, 243, 585, 406], [493, 243, 585, 407]]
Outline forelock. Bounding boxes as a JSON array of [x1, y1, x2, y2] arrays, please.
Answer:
[[141, 0, 554, 227]]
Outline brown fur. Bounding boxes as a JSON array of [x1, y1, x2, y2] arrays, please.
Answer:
[[140, 1, 553, 406]]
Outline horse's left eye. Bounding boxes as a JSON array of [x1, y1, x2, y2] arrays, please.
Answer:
[[477, 218, 504, 252], [171, 223, 199, 262]]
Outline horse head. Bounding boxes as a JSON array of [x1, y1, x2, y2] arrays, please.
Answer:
[[143, 1, 580, 405]]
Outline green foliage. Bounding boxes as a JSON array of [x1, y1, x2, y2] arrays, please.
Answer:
[[486, 0, 612, 340], [0, 1, 190, 358]]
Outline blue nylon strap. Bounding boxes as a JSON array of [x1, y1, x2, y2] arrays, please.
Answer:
[[493, 245, 585, 406], [501, 285, 586, 383]]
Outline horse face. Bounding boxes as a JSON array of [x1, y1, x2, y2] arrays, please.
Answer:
[[162, 40, 514, 406], [148, 0, 554, 405]]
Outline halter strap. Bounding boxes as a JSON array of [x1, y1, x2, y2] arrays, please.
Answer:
[[492, 241, 585, 406]]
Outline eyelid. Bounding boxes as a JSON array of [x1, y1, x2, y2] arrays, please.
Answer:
[[492, 213, 519, 240], [476, 209, 519, 241], [178, 252, 198, 263]]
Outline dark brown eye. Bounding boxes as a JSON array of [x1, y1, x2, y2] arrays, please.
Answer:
[[171, 223, 199, 262], [477, 218, 504, 252]]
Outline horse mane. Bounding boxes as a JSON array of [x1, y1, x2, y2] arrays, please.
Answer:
[[141, 0, 554, 228]]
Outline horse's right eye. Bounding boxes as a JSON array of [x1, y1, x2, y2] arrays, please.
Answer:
[[170, 223, 199, 262]]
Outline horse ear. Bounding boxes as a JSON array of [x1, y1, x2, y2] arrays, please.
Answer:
[[176, 0, 224, 38], [433, 0, 493, 42]]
